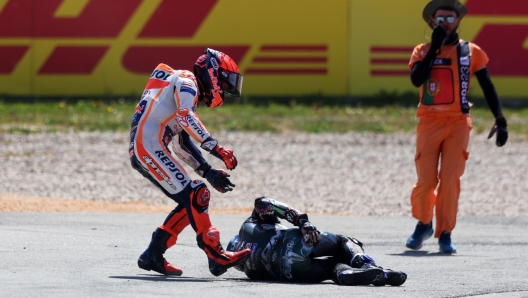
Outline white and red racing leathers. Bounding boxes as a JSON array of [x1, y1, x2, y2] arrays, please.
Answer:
[[129, 63, 214, 195]]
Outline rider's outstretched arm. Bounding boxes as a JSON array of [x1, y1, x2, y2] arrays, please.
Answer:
[[252, 197, 309, 227], [253, 196, 320, 245]]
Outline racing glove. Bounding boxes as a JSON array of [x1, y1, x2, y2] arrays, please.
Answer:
[[487, 116, 508, 147], [205, 168, 235, 193], [196, 162, 235, 193], [301, 221, 320, 246], [200, 137, 238, 170]]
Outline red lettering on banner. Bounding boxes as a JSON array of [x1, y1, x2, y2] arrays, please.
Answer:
[[247, 44, 328, 75], [139, 0, 218, 38], [0, 0, 142, 37], [0, 46, 29, 73], [122, 46, 249, 73], [472, 24, 528, 76], [0, 0, 31, 37], [260, 45, 327, 52], [253, 57, 327, 63], [369, 2, 528, 77], [38, 46, 108, 74], [465, 0, 528, 16], [369, 46, 413, 77], [465, 0, 528, 76], [246, 69, 327, 75]]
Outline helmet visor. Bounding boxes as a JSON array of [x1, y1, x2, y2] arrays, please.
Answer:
[[224, 72, 243, 98]]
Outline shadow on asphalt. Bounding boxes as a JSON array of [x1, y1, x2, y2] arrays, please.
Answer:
[[108, 276, 341, 286], [109, 275, 214, 282], [389, 250, 458, 257]]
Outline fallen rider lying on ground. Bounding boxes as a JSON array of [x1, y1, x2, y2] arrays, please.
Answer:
[[227, 197, 407, 286]]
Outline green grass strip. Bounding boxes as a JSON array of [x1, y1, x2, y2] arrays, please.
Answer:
[[0, 100, 526, 139]]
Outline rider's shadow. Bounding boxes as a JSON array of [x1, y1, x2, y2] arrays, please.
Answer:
[[108, 275, 213, 282], [388, 250, 458, 257], [108, 276, 337, 285]]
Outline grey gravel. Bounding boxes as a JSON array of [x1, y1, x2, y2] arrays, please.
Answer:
[[1, 131, 526, 216]]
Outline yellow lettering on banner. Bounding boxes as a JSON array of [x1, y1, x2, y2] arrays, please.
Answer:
[[0, 0, 9, 14], [54, 0, 91, 18]]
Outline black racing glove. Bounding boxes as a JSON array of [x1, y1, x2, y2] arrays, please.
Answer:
[[301, 221, 320, 246], [205, 168, 235, 193], [431, 25, 447, 50], [487, 116, 508, 147]]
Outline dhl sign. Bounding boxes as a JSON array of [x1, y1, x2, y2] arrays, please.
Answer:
[[0, 0, 348, 96], [0, 0, 526, 98], [350, 0, 528, 98]]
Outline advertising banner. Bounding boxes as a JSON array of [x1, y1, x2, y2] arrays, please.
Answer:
[[0, 0, 526, 98], [350, 0, 528, 98], [0, 0, 348, 96]]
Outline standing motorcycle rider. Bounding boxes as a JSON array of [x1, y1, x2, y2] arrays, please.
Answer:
[[129, 48, 250, 277], [227, 197, 407, 286]]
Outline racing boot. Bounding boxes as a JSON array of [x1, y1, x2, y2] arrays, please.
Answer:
[[353, 254, 407, 286], [138, 228, 183, 276], [371, 268, 408, 286], [355, 258, 407, 287], [332, 263, 384, 286], [197, 226, 251, 277]]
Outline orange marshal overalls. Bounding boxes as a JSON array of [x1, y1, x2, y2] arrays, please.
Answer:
[[408, 40, 488, 237]]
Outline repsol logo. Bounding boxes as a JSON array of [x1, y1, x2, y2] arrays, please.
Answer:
[[154, 151, 189, 187], [187, 115, 207, 139]]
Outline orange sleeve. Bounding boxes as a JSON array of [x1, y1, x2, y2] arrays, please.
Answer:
[[470, 43, 489, 73], [409, 43, 429, 69]]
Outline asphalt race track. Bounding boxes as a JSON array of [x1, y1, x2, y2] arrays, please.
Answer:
[[1, 213, 527, 298]]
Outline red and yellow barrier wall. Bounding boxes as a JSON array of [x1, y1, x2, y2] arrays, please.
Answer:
[[0, 0, 526, 98]]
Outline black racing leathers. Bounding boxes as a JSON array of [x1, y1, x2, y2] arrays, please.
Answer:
[[226, 197, 363, 283]]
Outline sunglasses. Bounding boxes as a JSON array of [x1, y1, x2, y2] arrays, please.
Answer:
[[435, 15, 456, 24]]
